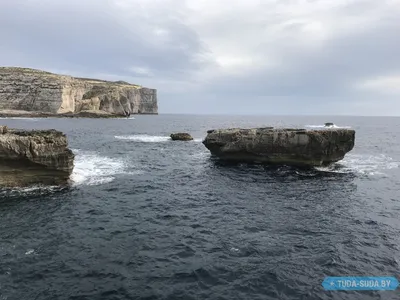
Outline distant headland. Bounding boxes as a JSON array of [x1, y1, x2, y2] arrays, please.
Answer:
[[0, 67, 158, 118]]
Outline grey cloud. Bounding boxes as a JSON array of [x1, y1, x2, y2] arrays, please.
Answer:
[[202, 10, 400, 102], [1, 0, 400, 115], [0, 0, 208, 79]]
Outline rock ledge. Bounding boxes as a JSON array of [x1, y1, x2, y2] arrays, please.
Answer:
[[202, 127, 355, 166], [0, 126, 74, 187]]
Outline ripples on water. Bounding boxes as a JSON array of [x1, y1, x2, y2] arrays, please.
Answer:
[[0, 115, 399, 300]]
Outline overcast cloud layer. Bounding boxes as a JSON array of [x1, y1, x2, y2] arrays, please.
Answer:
[[1, 0, 399, 115]]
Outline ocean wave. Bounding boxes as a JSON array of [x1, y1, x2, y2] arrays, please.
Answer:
[[190, 151, 209, 159], [71, 149, 142, 186], [114, 116, 135, 120], [25, 249, 35, 255], [115, 135, 171, 142], [305, 124, 352, 129], [115, 135, 203, 143], [0, 185, 65, 199], [0, 150, 140, 193], [315, 153, 399, 176]]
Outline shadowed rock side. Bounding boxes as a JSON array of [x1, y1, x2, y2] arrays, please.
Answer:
[[202, 127, 355, 166], [0, 126, 74, 187], [0, 67, 158, 117]]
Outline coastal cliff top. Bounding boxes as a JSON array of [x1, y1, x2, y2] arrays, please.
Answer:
[[0, 67, 143, 89], [206, 127, 355, 134]]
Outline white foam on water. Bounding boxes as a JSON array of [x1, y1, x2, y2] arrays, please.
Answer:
[[191, 151, 209, 159], [315, 154, 399, 176], [0, 185, 62, 197], [125, 171, 144, 175], [0, 117, 39, 121], [1, 150, 143, 191], [115, 135, 204, 143], [115, 134, 171, 143], [114, 117, 135, 120], [305, 124, 352, 129], [25, 249, 35, 255], [71, 149, 139, 186], [19, 185, 59, 192]]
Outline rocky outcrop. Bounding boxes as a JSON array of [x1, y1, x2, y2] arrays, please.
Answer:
[[202, 127, 355, 166], [170, 133, 193, 141], [0, 127, 74, 187], [0, 67, 158, 117]]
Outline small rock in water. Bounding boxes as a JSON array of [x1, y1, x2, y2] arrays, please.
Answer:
[[324, 122, 335, 127], [170, 133, 193, 141]]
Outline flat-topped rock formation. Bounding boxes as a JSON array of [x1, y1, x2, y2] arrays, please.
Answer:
[[202, 127, 355, 167], [0, 126, 74, 187], [0, 67, 158, 117]]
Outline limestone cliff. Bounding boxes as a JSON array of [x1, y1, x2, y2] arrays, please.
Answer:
[[0, 67, 158, 116]]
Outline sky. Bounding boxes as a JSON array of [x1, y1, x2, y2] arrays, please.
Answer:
[[1, 0, 399, 115]]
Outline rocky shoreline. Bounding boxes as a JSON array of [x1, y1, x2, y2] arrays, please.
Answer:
[[0, 124, 356, 188], [0, 110, 158, 118]]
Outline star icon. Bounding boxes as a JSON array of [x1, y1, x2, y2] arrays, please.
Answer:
[[330, 282, 335, 286]]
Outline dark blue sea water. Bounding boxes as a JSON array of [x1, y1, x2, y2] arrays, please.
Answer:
[[0, 114, 399, 300]]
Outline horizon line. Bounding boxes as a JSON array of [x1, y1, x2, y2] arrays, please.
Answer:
[[154, 113, 400, 117]]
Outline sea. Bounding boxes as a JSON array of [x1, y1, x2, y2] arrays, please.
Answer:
[[0, 114, 399, 300]]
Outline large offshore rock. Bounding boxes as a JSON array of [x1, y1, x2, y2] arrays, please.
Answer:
[[0, 67, 158, 117], [0, 127, 74, 187], [202, 127, 355, 166]]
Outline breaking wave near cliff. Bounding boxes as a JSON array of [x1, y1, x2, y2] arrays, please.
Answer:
[[0, 117, 39, 121], [71, 149, 142, 186], [305, 124, 352, 129], [114, 134, 202, 143], [115, 134, 171, 143], [315, 153, 399, 176]]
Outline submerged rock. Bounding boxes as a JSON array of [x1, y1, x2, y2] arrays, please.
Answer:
[[170, 133, 193, 141], [0, 127, 74, 187], [202, 127, 355, 167]]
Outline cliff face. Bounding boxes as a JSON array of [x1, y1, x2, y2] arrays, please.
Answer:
[[0, 67, 158, 115]]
